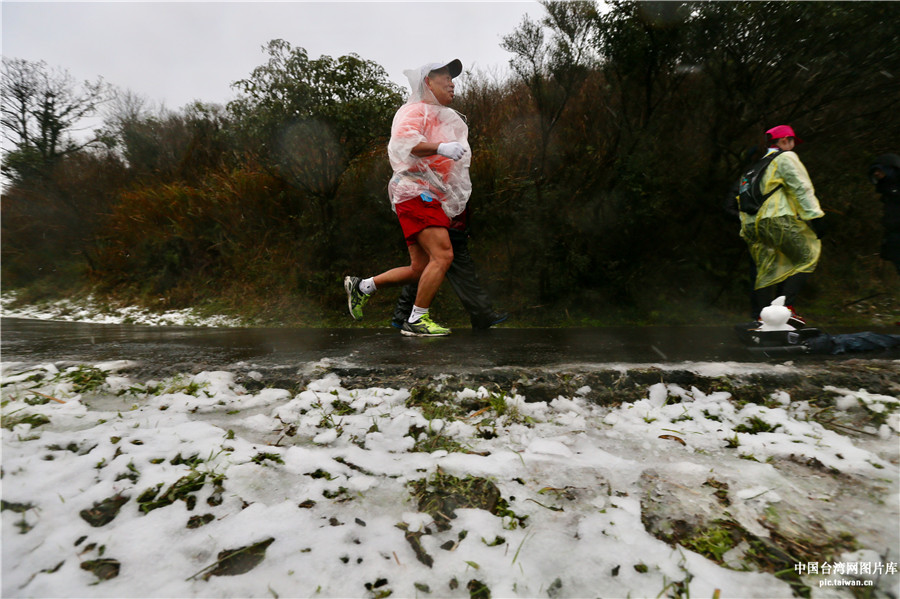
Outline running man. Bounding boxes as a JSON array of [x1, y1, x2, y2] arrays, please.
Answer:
[[344, 59, 471, 337]]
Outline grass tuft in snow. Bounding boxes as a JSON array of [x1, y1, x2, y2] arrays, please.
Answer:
[[251, 452, 285, 466], [63, 366, 108, 394], [407, 424, 466, 454], [408, 470, 527, 532], [3, 412, 51, 430], [406, 386, 466, 422], [680, 520, 740, 563], [467, 578, 491, 598], [162, 376, 209, 397], [734, 415, 780, 434], [80, 494, 130, 527], [80, 558, 121, 581], [138, 472, 207, 513]]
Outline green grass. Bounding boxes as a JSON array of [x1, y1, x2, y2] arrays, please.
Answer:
[[64, 366, 108, 394], [681, 522, 738, 563], [734, 416, 779, 434]]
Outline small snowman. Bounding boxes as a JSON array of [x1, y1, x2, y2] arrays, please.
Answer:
[[757, 296, 795, 331]]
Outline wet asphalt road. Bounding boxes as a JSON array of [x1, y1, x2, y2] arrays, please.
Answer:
[[6, 317, 898, 375], [1, 317, 765, 369]]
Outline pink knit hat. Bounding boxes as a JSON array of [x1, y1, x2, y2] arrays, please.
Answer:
[[766, 125, 804, 144]]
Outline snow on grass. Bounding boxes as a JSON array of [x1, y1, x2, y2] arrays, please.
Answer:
[[1, 292, 241, 327], [602, 382, 896, 474], [1, 362, 898, 598]]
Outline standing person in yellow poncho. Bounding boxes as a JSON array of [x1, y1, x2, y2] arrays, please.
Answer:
[[740, 125, 825, 325]]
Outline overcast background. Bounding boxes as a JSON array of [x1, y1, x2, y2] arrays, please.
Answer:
[[2, 1, 541, 112]]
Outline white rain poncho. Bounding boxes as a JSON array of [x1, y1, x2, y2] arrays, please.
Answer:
[[387, 62, 471, 219]]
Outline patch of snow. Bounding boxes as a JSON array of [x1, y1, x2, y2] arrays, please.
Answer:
[[1, 361, 897, 598], [1, 292, 243, 327]]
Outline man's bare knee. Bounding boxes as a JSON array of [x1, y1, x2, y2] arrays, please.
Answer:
[[433, 248, 453, 271]]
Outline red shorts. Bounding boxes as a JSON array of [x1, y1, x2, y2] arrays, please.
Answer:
[[396, 197, 451, 246]]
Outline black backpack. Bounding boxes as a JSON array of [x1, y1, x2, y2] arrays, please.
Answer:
[[736, 150, 783, 215]]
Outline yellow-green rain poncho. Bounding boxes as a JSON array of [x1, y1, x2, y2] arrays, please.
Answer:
[[740, 149, 824, 289]]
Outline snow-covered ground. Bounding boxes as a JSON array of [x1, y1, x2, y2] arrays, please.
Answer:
[[2, 359, 898, 598], [1, 292, 242, 327]]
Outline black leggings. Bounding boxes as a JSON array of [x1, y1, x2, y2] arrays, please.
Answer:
[[751, 269, 810, 318]]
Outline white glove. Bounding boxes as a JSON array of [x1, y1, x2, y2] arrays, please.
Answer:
[[436, 142, 467, 161]]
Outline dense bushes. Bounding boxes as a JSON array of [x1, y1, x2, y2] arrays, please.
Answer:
[[2, 1, 898, 325]]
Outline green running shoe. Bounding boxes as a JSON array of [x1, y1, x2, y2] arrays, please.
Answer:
[[400, 313, 451, 337], [344, 276, 370, 320]]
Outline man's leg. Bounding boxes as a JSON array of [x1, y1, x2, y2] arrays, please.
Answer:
[[393, 233, 503, 329], [345, 244, 428, 321], [397, 227, 453, 336], [372, 242, 429, 287], [347, 196, 453, 322], [351, 227, 446, 309], [411, 227, 453, 309]]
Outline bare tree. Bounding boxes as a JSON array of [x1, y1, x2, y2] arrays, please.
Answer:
[[501, 0, 599, 190], [1, 57, 108, 180]]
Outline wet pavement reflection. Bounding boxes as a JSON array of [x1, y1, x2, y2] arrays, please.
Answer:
[[5, 317, 884, 373]]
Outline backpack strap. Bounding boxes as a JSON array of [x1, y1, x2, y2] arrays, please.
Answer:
[[759, 150, 784, 201], [761, 183, 783, 200]]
